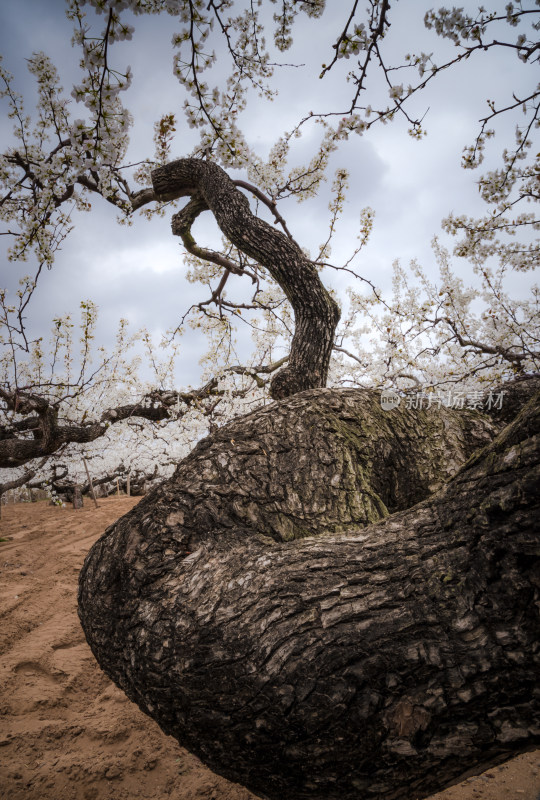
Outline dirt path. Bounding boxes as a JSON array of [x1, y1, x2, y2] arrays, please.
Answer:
[[0, 498, 538, 800]]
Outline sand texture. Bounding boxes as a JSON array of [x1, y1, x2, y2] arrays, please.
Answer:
[[0, 498, 538, 800]]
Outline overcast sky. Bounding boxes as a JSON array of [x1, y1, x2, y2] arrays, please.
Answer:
[[1, 0, 536, 388]]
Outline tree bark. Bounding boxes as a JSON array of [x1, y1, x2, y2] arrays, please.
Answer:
[[151, 158, 340, 400], [78, 378, 540, 800], [72, 484, 83, 509]]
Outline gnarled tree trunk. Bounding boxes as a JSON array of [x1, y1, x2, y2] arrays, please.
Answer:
[[78, 378, 540, 800], [79, 158, 540, 799], [151, 158, 340, 400]]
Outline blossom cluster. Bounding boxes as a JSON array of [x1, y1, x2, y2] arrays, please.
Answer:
[[332, 240, 540, 393]]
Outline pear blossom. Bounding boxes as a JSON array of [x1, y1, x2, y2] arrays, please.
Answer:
[[1, 0, 538, 492]]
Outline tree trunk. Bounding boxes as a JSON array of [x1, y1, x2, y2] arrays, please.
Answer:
[[72, 484, 83, 509], [78, 378, 540, 800], [83, 458, 99, 508], [151, 159, 340, 400]]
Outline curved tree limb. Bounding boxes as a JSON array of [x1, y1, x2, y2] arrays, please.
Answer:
[[130, 186, 158, 211], [440, 316, 540, 365], [0, 454, 49, 515], [171, 195, 255, 279], [151, 158, 341, 400], [0, 358, 292, 469], [78, 376, 540, 800], [0, 395, 169, 469]]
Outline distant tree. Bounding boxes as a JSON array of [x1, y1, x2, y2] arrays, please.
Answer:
[[0, 295, 280, 476], [335, 239, 540, 391]]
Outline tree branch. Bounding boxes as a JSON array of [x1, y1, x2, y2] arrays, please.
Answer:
[[152, 158, 340, 400]]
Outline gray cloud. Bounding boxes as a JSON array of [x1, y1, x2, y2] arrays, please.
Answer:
[[1, 0, 535, 388]]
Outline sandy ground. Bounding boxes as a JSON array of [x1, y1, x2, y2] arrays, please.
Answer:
[[0, 498, 538, 800]]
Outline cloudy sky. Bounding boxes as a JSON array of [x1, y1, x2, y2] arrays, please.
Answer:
[[1, 0, 536, 388]]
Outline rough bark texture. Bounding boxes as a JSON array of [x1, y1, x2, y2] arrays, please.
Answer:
[[78, 378, 540, 800], [151, 158, 340, 400]]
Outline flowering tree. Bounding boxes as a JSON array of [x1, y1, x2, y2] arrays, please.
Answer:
[[0, 293, 278, 496], [1, 0, 537, 400], [334, 240, 540, 392], [1, 3, 540, 799]]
